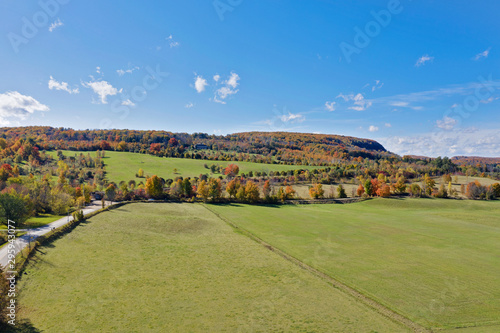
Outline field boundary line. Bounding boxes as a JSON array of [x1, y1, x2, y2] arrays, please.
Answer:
[[203, 204, 432, 333]]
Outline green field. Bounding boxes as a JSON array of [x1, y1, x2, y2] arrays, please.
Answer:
[[210, 199, 500, 331], [48, 150, 317, 183], [17, 203, 405, 332]]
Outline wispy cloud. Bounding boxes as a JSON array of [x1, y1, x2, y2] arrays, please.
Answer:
[[48, 18, 63, 32], [474, 48, 491, 61], [0, 91, 49, 125], [185, 102, 194, 109], [369, 125, 379, 132], [325, 101, 336, 111], [82, 79, 122, 104], [415, 55, 434, 67], [167, 35, 180, 48], [436, 116, 457, 130], [117, 66, 140, 76], [121, 99, 135, 107], [48, 76, 79, 94], [281, 112, 305, 123]]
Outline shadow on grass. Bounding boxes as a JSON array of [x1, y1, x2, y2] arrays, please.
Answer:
[[207, 202, 282, 208], [0, 320, 41, 333]]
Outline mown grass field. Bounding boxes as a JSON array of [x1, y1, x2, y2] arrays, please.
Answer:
[[48, 150, 317, 183], [211, 199, 500, 332], [17, 203, 405, 332]]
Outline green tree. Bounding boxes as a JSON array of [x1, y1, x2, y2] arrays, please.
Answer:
[[105, 184, 117, 201], [337, 185, 347, 198], [0, 191, 31, 225], [137, 168, 145, 178]]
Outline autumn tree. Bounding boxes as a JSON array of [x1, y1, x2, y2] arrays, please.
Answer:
[[207, 178, 222, 201], [197, 180, 209, 202], [309, 183, 324, 199], [262, 180, 271, 199], [376, 184, 391, 197], [423, 174, 435, 196], [224, 164, 240, 177], [393, 176, 407, 194], [226, 179, 240, 199], [245, 181, 260, 203], [492, 183, 500, 198], [145, 175, 163, 199], [117, 141, 128, 151], [356, 184, 365, 197]]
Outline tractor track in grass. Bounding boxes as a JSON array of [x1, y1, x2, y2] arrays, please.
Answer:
[[203, 204, 432, 333]]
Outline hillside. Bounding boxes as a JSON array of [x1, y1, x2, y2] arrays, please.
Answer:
[[0, 126, 395, 165]]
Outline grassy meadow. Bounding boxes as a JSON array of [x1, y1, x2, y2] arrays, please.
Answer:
[[48, 150, 317, 183], [16, 203, 405, 332], [211, 198, 500, 331]]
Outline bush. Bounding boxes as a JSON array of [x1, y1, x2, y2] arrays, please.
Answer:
[[72, 210, 85, 222]]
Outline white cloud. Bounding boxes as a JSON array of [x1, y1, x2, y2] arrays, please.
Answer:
[[381, 128, 500, 157], [325, 101, 336, 111], [117, 66, 139, 76], [48, 76, 79, 94], [474, 48, 491, 61], [185, 102, 194, 108], [96, 67, 102, 75], [213, 75, 220, 82], [415, 55, 434, 67], [336, 93, 372, 111], [436, 116, 457, 130], [82, 79, 122, 104], [280, 112, 305, 123], [369, 125, 379, 132], [226, 72, 240, 89], [194, 75, 208, 93], [121, 99, 135, 107], [0, 91, 49, 124], [48, 18, 63, 32], [214, 72, 240, 104], [385, 123, 392, 128]]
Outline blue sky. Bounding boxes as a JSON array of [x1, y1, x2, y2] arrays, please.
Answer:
[[1, 0, 500, 157]]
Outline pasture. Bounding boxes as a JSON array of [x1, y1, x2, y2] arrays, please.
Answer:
[[48, 150, 317, 183], [211, 198, 500, 332], [16, 203, 404, 332]]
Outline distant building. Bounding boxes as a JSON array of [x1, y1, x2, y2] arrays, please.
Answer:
[[195, 144, 208, 150]]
